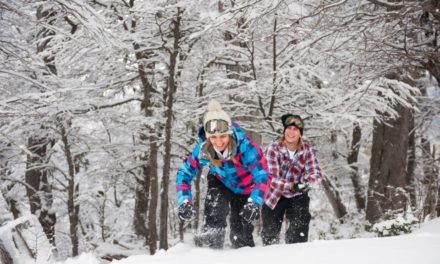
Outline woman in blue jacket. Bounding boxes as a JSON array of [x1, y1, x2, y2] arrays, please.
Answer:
[[176, 99, 269, 249]]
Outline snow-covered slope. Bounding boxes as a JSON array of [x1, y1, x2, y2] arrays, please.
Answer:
[[56, 218, 440, 264]]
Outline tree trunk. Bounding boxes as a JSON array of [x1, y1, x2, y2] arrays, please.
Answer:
[[128, 1, 162, 248], [5, 187, 21, 220], [39, 171, 57, 247], [36, 5, 57, 75], [148, 140, 159, 254], [321, 175, 347, 220], [25, 136, 44, 215], [24, 135, 56, 245], [159, 8, 182, 250], [418, 69, 439, 220], [347, 122, 366, 211], [322, 129, 347, 220], [268, 16, 277, 123], [159, 97, 171, 250], [132, 26, 153, 243], [366, 103, 411, 224], [133, 164, 150, 242], [58, 116, 80, 257], [24, 4, 60, 248], [135, 33, 159, 256], [421, 138, 439, 220], [437, 175, 440, 217], [406, 111, 417, 209]]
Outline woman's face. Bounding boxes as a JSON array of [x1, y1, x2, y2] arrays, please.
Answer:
[[284, 126, 301, 145], [208, 134, 230, 152]]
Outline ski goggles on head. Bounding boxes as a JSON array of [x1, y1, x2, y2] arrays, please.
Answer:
[[284, 116, 303, 129], [204, 119, 230, 134]]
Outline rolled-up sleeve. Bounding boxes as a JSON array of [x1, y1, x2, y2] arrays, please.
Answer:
[[304, 146, 322, 185]]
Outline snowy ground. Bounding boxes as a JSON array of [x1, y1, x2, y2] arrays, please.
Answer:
[[56, 218, 440, 264]]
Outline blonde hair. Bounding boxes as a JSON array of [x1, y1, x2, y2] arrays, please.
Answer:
[[203, 135, 234, 167]]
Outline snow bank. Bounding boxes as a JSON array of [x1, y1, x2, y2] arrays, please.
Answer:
[[0, 214, 53, 264], [53, 217, 440, 264]]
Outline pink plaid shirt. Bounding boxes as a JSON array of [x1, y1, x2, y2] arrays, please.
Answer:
[[264, 138, 322, 209]]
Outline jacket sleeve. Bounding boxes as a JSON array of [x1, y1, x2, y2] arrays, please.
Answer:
[[242, 138, 269, 206], [265, 143, 291, 193], [303, 144, 322, 186], [176, 143, 202, 206]]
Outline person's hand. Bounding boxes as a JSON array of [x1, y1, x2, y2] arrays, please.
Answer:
[[178, 200, 195, 221], [240, 200, 261, 223], [290, 182, 309, 193]]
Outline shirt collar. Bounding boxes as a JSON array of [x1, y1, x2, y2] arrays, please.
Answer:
[[214, 147, 229, 160]]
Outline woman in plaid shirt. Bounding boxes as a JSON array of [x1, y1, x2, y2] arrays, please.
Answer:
[[262, 114, 322, 245]]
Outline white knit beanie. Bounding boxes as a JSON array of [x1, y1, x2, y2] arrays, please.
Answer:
[[203, 99, 232, 138]]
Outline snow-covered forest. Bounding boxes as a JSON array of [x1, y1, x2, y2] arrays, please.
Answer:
[[0, 0, 439, 263]]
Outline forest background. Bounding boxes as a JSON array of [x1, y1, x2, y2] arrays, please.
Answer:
[[0, 0, 439, 262]]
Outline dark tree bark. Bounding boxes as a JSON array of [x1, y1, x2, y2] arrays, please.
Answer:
[[421, 138, 439, 219], [321, 175, 347, 220], [24, 135, 56, 245], [5, 184, 21, 219], [23, 4, 61, 247], [188, 81, 205, 232], [323, 129, 347, 220], [58, 115, 80, 256], [268, 16, 278, 125], [132, 39, 153, 252], [419, 6, 440, 218], [121, 0, 162, 252], [136, 23, 159, 257], [406, 111, 417, 209], [25, 136, 44, 215], [133, 165, 150, 242], [159, 8, 183, 250], [36, 5, 57, 75], [366, 103, 411, 224], [330, 130, 338, 160], [437, 171, 440, 217], [147, 140, 159, 254], [132, 51, 155, 246], [347, 122, 366, 211], [116, 0, 160, 252], [38, 170, 57, 247]]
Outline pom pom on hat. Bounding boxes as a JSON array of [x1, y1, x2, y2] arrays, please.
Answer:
[[207, 99, 222, 112], [203, 99, 232, 138]]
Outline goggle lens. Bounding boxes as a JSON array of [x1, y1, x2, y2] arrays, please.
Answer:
[[285, 116, 303, 129], [205, 119, 230, 134]]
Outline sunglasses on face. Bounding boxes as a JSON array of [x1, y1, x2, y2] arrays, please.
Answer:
[[284, 116, 303, 129], [204, 119, 230, 134]]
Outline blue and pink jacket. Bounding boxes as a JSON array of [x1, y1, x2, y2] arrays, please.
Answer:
[[176, 122, 269, 206]]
